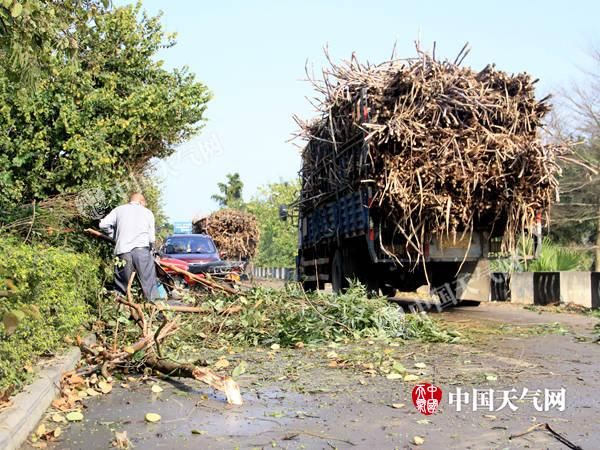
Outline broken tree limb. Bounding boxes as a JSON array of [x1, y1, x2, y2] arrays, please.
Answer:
[[79, 270, 243, 405], [143, 303, 204, 313], [159, 261, 238, 295], [144, 355, 243, 405], [509, 423, 583, 450], [84, 227, 115, 244]]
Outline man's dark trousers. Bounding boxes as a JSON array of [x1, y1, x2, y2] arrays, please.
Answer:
[[114, 247, 158, 301]]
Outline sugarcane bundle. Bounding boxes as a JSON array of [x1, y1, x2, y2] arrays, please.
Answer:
[[202, 209, 259, 260], [296, 45, 563, 259]]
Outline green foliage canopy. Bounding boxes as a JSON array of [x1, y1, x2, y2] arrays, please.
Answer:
[[0, 0, 110, 80], [246, 179, 299, 267], [0, 2, 211, 212]]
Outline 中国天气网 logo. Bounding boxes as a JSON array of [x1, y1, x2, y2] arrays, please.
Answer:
[[410, 385, 566, 414]]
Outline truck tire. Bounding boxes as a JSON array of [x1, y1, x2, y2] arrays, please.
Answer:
[[365, 277, 380, 298], [331, 249, 347, 293], [302, 280, 318, 292], [381, 285, 397, 298]]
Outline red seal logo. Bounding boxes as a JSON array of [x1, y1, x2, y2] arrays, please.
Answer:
[[412, 383, 442, 415]]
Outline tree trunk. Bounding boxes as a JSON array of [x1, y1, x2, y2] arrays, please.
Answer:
[[596, 206, 600, 272]]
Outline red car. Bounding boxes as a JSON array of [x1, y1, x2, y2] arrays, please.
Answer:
[[160, 234, 221, 268], [158, 234, 244, 289]]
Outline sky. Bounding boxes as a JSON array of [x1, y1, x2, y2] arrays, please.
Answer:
[[123, 0, 599, 223]]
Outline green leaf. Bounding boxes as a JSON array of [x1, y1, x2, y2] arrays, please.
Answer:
[[66, 411, 84, 422], [403, 374, 420, 382], [391, 361, 406, 374], [10, 2, 23, 17], [145, 413, 161, 423], [232, 361, 247, 378]]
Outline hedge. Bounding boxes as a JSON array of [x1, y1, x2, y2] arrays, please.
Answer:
[[0, 238, 102, 391]]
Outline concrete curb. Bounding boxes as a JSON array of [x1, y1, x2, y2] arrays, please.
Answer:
[[0, 337, 93, 450]]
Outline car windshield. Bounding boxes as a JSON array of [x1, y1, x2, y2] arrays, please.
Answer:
[[163, 236, 216, 254]]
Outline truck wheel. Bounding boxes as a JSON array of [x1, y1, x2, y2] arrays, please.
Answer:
[[302, 280, 318, 292], [331, 249, 347, 293], [381, 285, 397, 298], [365, 278, 380, 298]]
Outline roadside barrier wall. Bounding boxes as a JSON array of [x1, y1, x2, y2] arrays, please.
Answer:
[[497, 271, 598, 308], [252, 267, 296, 281], [253, 267, 599, 309]]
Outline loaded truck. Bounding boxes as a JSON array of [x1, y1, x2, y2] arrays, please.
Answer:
[[288, 159, 496, 304], [283, 90, 541, 304]]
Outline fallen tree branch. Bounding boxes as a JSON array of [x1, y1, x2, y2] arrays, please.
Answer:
[[159, 261, 238, 295], [144, 354, 242, 405], [78, 272, 243, 405], [509, 422, 583, 450], [143, 303, 205, 313]]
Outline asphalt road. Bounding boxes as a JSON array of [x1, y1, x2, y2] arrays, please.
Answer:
[[23, 302, 600, 450]]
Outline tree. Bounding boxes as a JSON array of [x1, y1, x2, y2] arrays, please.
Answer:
[[246, 179, 299, 267], [211, 173, 244, 208], [0, 0, 110, 81], [550, 47, 600, 269], [0, 2, 211, 214]]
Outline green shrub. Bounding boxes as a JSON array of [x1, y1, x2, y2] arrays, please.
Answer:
[[0, 238, 102, 391], [491, 237, 592, 273]]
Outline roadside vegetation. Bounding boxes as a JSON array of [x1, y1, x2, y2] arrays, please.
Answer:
[[491, 237, 592, 272], [0, 1, 210, 398], [0, 238, 102, 392], [89, 284, 461, 378]]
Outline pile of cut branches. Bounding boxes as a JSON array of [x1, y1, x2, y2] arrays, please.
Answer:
[[196, 209, 259, 260], [296, 45, 564, 261], [80, 274, 242, 405], [169, 284, 460, 349]]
